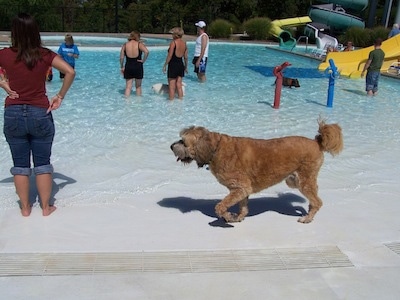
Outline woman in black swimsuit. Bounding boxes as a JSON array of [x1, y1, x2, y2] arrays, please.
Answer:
[[120, 31, 149, 97], [163, 27, 188, 100]]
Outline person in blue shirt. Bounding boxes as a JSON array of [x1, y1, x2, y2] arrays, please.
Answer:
[[388, 24, 400, 38], [57, 34, 79, 79]]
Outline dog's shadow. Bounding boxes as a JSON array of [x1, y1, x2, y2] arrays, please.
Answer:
[[158, 193, 307, 228]]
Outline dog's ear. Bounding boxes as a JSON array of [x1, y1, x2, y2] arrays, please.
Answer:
[[179, 126, 209, 150], [195, 128, 218, 166], [179, 126, 196, 138]]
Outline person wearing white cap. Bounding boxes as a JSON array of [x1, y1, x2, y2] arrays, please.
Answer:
[[193, 20, 209, 82]]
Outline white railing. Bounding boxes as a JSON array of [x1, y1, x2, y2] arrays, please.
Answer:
[[292, 36, 309, 51]]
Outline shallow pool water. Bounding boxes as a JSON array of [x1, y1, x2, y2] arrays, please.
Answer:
[[0, 41, 399, 210], [41, 35, 170, 47]]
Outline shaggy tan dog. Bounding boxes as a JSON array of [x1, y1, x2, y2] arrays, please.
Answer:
[[170, 120, 343, 224]]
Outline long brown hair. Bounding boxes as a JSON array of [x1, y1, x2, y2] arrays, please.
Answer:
[[11, 13, 43, 70]]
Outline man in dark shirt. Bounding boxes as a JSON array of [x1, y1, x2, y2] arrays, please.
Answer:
[[361, 38, 385, 96]]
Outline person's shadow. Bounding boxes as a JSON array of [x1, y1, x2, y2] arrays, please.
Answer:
[[0, 172, 77, 208], [158, 193, 307, 228]]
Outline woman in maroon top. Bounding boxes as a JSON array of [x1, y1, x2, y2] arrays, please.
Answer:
[[0, 13, 75, 217]]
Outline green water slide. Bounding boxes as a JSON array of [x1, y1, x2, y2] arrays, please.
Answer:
[[270, 17, 312, 48], [308, 0, 368, 31]]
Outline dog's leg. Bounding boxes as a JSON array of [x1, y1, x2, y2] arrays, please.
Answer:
[[296, 174, 322, 223], [237, 197, 249, 222], [215, 189, 249, 223]]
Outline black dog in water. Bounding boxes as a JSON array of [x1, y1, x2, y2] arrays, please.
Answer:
[[283, 77, 300, 88], [274, 77, 301, 88]]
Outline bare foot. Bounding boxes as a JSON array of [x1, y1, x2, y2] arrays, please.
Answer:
[[21, 206, 32, 217], [42, 206, 57, 216]]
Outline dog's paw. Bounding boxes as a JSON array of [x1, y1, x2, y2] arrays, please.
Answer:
[[216, 203, 244, 223], [297, 215, 313, 224], [222, 212, 244, 223]]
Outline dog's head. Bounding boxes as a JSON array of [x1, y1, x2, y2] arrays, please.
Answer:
[[170, 126, 219, 167], [291, 78, 300, 87]]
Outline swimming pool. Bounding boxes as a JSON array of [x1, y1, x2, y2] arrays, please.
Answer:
[[41, 35, 170, 47], [1, 40, 399, 213]]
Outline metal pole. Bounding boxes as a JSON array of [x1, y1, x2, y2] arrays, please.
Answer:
[[383, 0, 394, 28]]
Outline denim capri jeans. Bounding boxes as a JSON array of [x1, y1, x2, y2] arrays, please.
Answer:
[[3, 104, 55, 176], [366, 70, 380, 93]]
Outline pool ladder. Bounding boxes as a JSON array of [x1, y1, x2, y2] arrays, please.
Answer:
[[292, 36, 309, 52]]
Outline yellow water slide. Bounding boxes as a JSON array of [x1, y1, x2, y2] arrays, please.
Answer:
[[318, 35, 400, 78], [270, 17, 312, 48]]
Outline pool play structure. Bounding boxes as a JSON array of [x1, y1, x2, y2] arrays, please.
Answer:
[[308, 0, 367, 32], [272, 0, 400, 79], [304, 0, 367, 51], [304, 22, 339, 51], [272, 0, 367, 49], [270, 17, 312, 48], [318, 34, 400, 78]]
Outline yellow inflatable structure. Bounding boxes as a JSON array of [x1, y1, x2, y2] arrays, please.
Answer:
[[318, 35, 400, 78]]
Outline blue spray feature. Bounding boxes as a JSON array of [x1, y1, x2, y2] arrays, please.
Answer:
[[325, 59, 339, 107]]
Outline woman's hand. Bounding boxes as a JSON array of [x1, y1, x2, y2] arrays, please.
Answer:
[[0, 81, 19, 99], [47, 94, 63, 113]]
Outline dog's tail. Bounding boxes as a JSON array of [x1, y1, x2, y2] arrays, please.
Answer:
[[315, 119, 343, 156]]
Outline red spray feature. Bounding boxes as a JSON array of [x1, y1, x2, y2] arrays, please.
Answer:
[[273, 61, 291, 109]]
